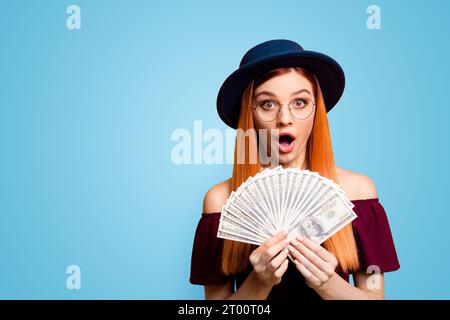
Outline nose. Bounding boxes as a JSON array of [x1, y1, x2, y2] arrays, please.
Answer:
[[276, 104, 293, 127]]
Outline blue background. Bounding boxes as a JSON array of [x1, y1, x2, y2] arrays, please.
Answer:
[[1, 0, 449, 299]]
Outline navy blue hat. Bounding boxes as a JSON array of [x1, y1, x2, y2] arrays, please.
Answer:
[[217, 39, 345, 129]]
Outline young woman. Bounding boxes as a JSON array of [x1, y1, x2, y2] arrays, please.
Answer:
[[190, 39, 400, 300]]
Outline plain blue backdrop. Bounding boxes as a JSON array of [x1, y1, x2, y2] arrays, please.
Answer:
[[1, 0, 449, 299]]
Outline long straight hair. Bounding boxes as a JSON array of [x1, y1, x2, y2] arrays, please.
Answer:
[[221, 67, 360, 275]]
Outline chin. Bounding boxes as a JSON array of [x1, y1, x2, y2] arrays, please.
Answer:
[[278, 153, 296, 166], [277, 149, 303, 166]]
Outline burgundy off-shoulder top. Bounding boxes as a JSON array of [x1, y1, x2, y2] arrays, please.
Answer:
[[189, 198, 400, 300]]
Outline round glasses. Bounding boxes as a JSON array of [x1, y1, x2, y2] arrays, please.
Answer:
[[252, 97, 316, 122]]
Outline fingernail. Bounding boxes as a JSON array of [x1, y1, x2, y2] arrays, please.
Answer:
[[297, 235, 304, 242], [284, 238, 290, 245], [291, 239, 299, 246], [282, 230, 288, 236], [288, 245, 294, 252]]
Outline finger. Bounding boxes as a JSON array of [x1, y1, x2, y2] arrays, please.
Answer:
[[252, 231, 287, 259], [287, 244, 303, 262], [288, 246, 327, 282], [291, 238, 331, 274], [299, 236, 337, 263], [263, 230, 288, 248], [273, 259, 289, 278], [294, 259, 322, 287], [268, 248, 289, 272], [262, 237, 290, 263], [294, 250, 329, 283], [287, 252, 295, 263]]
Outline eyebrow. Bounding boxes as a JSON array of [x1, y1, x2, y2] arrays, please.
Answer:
[[254, 89, 312, 99]]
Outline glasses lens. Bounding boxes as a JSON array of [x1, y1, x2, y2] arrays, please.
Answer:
[[290, 97, 314, 119], [255, 100, 279, 121]]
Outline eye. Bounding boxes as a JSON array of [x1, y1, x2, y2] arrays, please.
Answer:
[[292, 98, 307, 109], [258, 100, 277, 110]]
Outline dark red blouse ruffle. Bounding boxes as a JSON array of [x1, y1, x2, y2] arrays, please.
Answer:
[[189, 198, 400, 299]]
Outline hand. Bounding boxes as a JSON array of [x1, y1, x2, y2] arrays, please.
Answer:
[[249, 231, 290, 287], [288, 236, 338, 290]]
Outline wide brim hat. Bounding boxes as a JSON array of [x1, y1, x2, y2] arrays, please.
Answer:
[[217, 39, 345, 129]]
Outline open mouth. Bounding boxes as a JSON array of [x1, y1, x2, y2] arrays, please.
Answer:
[[278, 132, 296, 153]]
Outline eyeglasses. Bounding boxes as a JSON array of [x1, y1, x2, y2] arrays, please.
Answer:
[[252, 97, 316, 122]]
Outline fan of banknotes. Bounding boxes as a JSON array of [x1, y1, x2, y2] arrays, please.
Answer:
[[217, 166, 357, 246]]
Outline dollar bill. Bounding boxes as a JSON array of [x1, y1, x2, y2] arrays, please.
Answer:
[[217, 166, 358, 247], [288, 194, 357, 244]]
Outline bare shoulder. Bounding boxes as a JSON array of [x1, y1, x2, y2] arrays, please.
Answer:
[[202, 178, 232, 214], [335, 166, 378, 200]]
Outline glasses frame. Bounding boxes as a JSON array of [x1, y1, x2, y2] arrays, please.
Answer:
[[251, 97, 316, 122]]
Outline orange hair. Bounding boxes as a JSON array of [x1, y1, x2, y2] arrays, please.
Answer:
[[221, 67, 360, 275]]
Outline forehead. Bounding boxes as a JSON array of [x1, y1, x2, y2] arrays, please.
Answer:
[[254, 70, 314, 97]]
